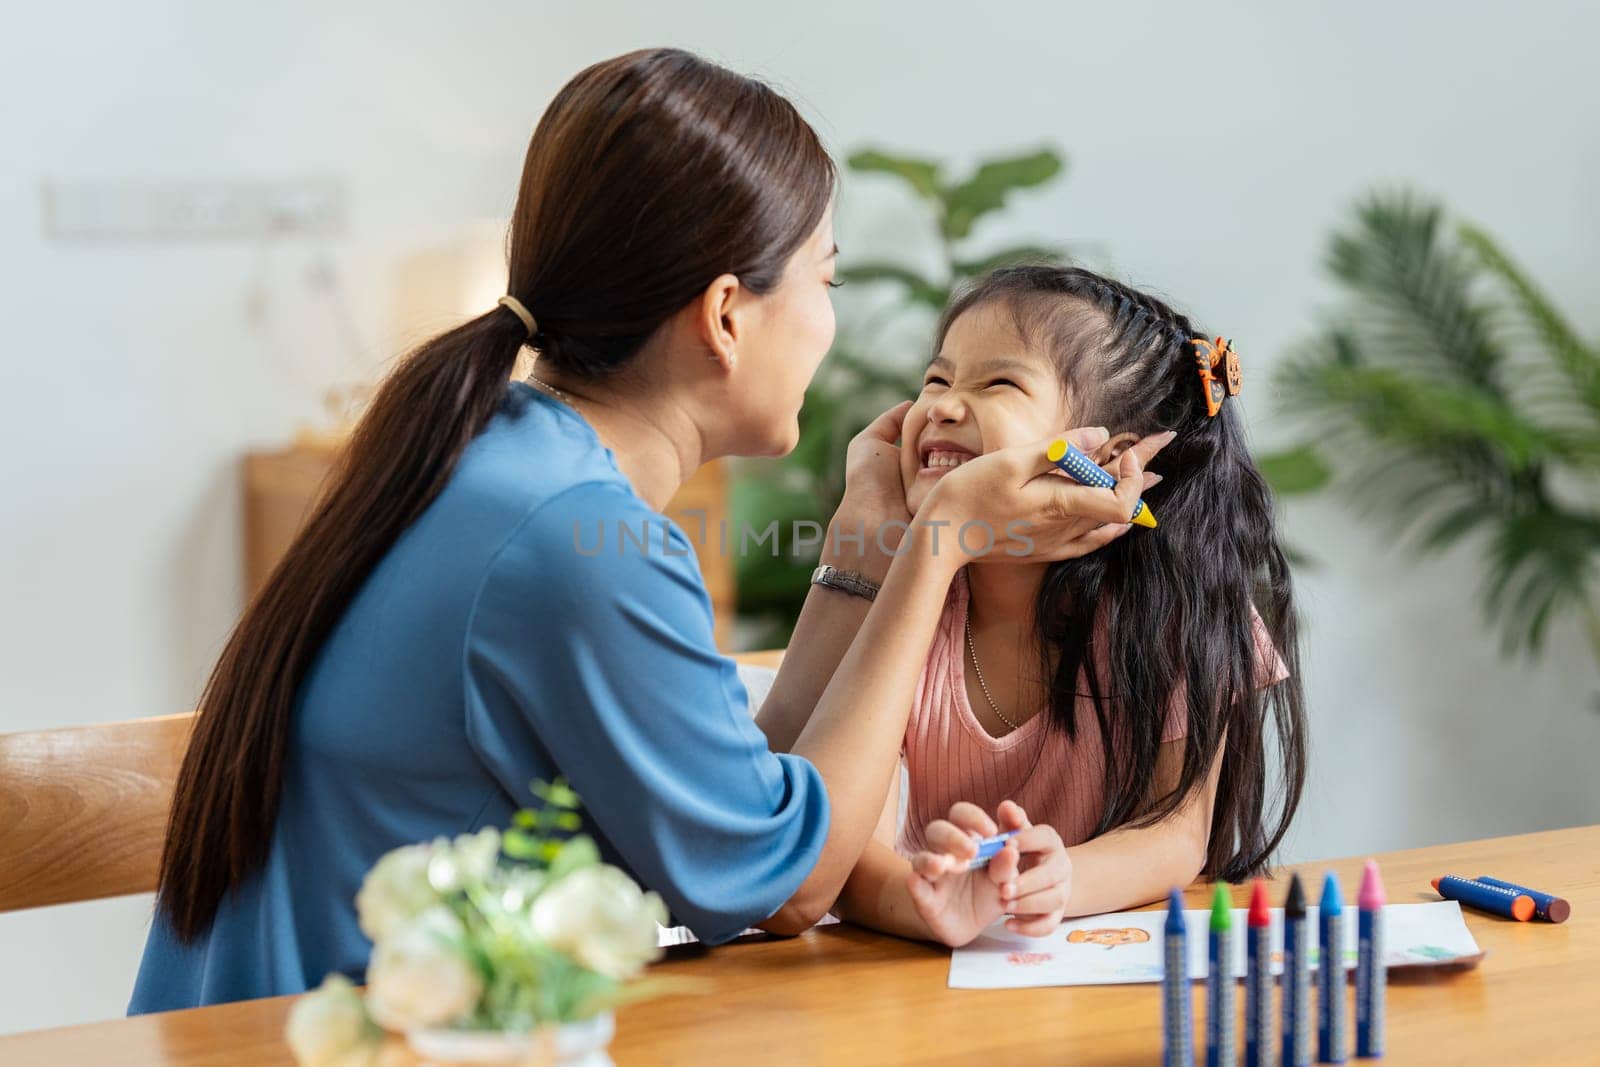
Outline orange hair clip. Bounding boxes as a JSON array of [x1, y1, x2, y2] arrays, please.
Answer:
[[1192, 336, 1242, 417]]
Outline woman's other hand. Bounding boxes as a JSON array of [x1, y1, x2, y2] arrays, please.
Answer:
[[825, 400, 915, 582]]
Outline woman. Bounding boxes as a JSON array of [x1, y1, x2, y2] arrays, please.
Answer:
[[131, 48, 1159, 1013]]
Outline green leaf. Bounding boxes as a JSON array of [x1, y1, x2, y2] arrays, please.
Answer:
[[846, 148, 943, 200], [501, 828, 541, 861], [531, 778, 581, 810], [836, 262, 948, 309], [1256, 445, 1333, 495], [1460, 222, 1600, 416], [547, 835, 601, 880], [941, 149, 1064, 240], [951, 244, 1065, 278]]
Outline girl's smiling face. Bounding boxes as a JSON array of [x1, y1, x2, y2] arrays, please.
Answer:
[[901, 301, 1073, 514]]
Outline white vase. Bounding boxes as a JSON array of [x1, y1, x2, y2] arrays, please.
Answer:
[[406, 1013, 615, 1067]]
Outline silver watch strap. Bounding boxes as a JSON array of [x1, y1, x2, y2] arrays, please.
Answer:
[[810, 564, 880, 602]]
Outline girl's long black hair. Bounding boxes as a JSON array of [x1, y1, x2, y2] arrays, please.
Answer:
[[938, 265, 1307, 880]]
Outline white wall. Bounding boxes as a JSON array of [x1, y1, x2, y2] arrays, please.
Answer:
[[3, 0, 1597, 1035]]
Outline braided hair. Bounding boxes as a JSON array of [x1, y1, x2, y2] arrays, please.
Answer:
[[935, 265, 1307, 880]]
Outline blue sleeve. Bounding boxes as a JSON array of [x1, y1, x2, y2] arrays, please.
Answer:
[[461, 480, 830, 944]]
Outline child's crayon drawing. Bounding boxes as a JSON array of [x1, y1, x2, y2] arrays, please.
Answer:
[[1065, 927, 1151, 948], [1006, 952, 1053, 966]]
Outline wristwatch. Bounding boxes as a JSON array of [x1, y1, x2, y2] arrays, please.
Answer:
[[810, 564, 880, 602]]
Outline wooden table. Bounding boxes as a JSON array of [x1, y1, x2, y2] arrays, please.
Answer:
[[5, 825, 1596, 1065]]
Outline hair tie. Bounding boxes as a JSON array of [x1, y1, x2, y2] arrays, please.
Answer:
[[497, 295, 538, 339], [1193, 336, 1242, 417]]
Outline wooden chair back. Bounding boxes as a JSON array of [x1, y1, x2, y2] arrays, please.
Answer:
[[0, 713, 192, 912], [0, 651, 784, 913]]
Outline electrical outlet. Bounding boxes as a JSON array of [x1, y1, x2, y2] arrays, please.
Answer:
[[41, 178, 346, 240]]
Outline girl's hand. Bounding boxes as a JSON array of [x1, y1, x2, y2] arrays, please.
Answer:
[[986, 800, 1074, 936], [903, 800, 1070, 946], [921, 427, 1175, 566], [826, 400, 915, 582]]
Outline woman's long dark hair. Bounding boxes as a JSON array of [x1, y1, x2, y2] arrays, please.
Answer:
[[938, 265, 1307, 880], [158, 48, 836, 942]]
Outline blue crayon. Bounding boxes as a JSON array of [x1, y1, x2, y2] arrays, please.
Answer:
[[1474, 875, 1570, 923], [1318, 873, 1347, 1064], [1164, 888, 1194, 1067], [1046, 439, 1158, 528], [1282, 875, 1311, 1067], [1207, 883, 1237, 1067], [1432, 875, 1533, 921], [1355, 860, 1386, 1059], [1243, 880, 1272, 1067], [965, 830, 1019, 871]]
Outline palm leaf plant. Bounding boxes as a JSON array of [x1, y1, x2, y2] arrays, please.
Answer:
[[1274, 191, 1600, 696]]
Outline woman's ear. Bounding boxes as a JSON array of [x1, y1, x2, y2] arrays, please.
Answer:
[[697, 273, 743, 371]]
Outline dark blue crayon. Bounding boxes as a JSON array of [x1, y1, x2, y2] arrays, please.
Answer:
[[1475, 875, 1571, 923], [1164, 888, 1194, 1067], [1318, 872, 1347, 1064], [1355, 860, 1385, 1059], [1244, 879, 1273, 1067], [1432, 875, 1533, 921], [1282, 875, 1311, 1067]]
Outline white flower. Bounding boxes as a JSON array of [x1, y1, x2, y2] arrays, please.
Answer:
[[428, 828, 502, 894], [355, 843, 439, 943], [365, 908, 483, 1032], [286, 974, 380, 1067], [529, 865, 668, 980]]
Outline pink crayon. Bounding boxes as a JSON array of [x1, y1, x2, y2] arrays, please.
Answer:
[[1356, 860, 1386, 1058]]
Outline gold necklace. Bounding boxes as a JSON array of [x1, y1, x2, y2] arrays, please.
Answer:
[[966, 614, 1023, 731], [526, 374, 572, 405]]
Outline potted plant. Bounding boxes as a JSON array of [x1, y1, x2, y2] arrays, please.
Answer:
[[285, 780, 671, 1067]]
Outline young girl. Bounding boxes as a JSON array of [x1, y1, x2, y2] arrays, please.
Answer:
[[833, 264, 1307, 946]]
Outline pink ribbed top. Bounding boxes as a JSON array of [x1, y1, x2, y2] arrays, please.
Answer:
[[895, 570, 1286, 857]]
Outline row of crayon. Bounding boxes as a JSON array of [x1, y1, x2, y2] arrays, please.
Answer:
[[1163, 860, 1388, 1066]]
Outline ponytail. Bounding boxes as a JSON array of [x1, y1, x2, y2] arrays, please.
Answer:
[[159, 312, 525, 941]]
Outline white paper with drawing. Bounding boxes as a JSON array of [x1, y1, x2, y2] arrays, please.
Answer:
[[948, 900, 1482, 989]]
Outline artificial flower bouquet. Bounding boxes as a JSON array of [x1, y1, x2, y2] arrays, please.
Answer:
[[287, 780, 669, 1067]]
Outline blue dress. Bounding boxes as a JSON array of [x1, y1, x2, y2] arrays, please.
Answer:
[[128, 382, 829, 1013]]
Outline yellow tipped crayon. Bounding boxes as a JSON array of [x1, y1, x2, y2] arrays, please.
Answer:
[[1046, 439, 1159, 528]]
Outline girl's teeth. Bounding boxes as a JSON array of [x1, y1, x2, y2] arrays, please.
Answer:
[[926, 451, 971, 469]]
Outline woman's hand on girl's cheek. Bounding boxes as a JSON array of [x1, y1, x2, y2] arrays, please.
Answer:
[[827, 400, 915, 580]]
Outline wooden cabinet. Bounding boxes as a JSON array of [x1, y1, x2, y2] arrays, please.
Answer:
[[242, 440, 736, 649]]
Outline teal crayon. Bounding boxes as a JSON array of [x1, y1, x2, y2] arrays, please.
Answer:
[[1318, 872, 1347, 1064]]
